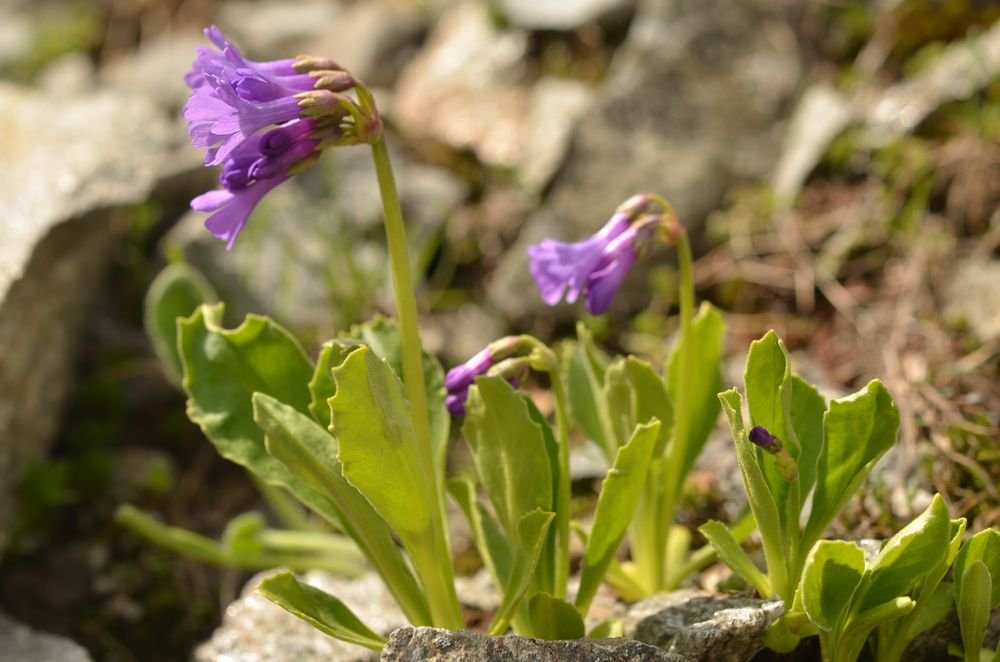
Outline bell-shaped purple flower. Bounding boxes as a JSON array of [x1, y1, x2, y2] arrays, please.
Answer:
[[184, 26, 319, 166], [444, 347, 494, 416], [528, 194, 660, 315], [190, 119, 320, 249], [582, 227, 640, 315], [528, 213, 630, 308]]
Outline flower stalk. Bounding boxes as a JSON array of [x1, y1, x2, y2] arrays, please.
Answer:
[[369, 127, 462, 628]]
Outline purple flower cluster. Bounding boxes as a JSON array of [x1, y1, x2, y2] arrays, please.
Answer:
[[184, 27, 355, 249], [527, 194, 662, 315]]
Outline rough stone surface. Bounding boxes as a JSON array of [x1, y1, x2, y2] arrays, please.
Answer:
[[0, 83, 175, 553], [945, 258, 1000, 342], [496, 0, 636, 30], [487, 0, 802, 319], [393, 2, 594, 192], [100, 32, 206, 111], [195, 571, 402, 662], [0, 611, 92, 662], [303, 0, 430, 88], [216, 0, 346, 59], [623, 589, 783, 662], [381, 627, 685, 661]]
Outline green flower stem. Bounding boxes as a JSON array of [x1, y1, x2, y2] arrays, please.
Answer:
[[370, 135, 462, 628], [115, 505, 365, 575], [550, 373, 572, 599], [656, 226, 695, 591], [784, 476, 802, 599]]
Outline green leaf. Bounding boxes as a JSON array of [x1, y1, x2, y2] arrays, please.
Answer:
[[604, 359, 634, 450], [334, 318, 450, 483], [253, 392, 432, 625], [448, 476, 512, 594], [564, 324, 615, 460], [907, 581, 956, 638], [801, 540, 865, 631], [803, 380, 900, 549], [839, 596, 915, 660], [145, 263, 216, 386], [588, 619, 624, 639], [330, 347, 433, 541], [954, 529, 1000, 608], [699, 520, 770, 597], [789, 376, 826, 503], [222, 511, 266, 557], [719, 388, 785, 596], [858, 494, 951, 612], [744, 330, 792, 446], [461, 376, 553, 539], [957, 559, 993, 659], [743, 331, 800, 534], [487, 509, 555, 636], [308, 343, 350, 428], [604, 357, 672, 456], [528, 592, 585, 640], [576, 420, 660, 613], [256, 572, 387, 651], [178, 305, 334, 513], [667, 303, 725, 476]]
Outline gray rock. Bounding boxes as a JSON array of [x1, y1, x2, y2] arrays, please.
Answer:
[[195, 571, 403, 662], [381, 626, 685, 661], [216, 1, 347, 60], [393, 2, 595, 192], [623, 589, 783, 662], [0, 611, 91, 662], [0, 83, 174, 553], [100, 32, 206, 111], [495, 0, 636, 31], [487, 0, 802, 319], [303, 0, 430, 88], [37, 52, 96, 95], [945, 258, 1000, 342]]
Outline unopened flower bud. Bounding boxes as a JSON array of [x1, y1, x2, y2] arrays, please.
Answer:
[[749, 426, 782, 453], [616, 193, 655, 220], [293, 55, 344, 73], [296, 90, 352, 120], [310, 70, 357, 92]]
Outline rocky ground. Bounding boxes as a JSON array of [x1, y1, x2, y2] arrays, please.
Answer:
[[0, 0, 997, 659]]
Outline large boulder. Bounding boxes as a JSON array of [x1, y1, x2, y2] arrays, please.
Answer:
[[0, 83, 177, 553]]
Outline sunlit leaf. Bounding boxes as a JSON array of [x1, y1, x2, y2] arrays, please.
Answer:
[[257, 572, 386, 651]]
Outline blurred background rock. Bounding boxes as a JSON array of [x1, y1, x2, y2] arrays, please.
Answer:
[[0, 0, 997, 659]]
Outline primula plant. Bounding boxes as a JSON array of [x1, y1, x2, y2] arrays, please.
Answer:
[[127, 26, 708, 647], [125, 25, 1000, 660]]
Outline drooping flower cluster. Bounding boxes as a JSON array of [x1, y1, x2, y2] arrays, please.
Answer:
[[444, 336, 558, 416], [527, 194, 678, 314], [184, 26, 374, 249]]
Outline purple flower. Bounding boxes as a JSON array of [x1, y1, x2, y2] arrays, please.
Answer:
[[190, 120, 320, 249], [185, 26, 365, 249], [444, 348, 495, 416], [528, 194, 657, 315], [183, 26, 331, 168]]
